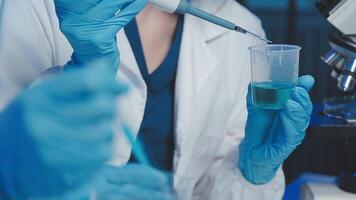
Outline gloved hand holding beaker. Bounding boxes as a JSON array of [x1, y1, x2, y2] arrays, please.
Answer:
[[239, 45, 315, 184]]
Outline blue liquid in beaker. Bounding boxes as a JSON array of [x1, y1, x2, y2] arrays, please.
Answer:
[[252, 81, 294, 109]]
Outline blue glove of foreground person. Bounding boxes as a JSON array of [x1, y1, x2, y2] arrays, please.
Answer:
[[47, 164, 178, 200], [54, 0, 147, 69], [94, 164, 178, 200], [239, 75, 315, 184], [0, 62, 126, 199]]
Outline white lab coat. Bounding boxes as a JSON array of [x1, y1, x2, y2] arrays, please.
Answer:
[[0, 0, 285, 199]]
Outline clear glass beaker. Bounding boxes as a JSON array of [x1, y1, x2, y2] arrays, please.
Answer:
[[249, 44, 301, 109]]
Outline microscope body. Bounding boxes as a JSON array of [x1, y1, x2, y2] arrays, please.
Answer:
[[317, 0, 356, 93]]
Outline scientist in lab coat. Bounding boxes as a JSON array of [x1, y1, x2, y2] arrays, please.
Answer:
[[0, 0, 314, 199]]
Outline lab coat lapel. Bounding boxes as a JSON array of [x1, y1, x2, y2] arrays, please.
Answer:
[[116, 30, 144, 85], [174, 2, 229, 195], [110, 30, 147, 165]]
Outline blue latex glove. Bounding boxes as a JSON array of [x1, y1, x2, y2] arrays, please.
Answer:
[[0, 62, 126, 199], [96, 164, 177, 200], [54, 0, 147, 69], [239, 75, 315, 184], [54, 164, 178, 200]]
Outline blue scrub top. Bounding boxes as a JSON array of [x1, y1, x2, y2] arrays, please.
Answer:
[[124, 15, 184, 171]]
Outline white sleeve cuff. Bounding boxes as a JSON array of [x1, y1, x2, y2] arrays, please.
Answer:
[[210, 146, 285, 200]]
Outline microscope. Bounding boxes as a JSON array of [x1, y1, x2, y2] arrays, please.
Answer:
[[300, 3, 356, 198], [316, 0, 356, 124]]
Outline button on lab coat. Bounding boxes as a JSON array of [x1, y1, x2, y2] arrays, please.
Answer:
[[0, 0, 285, 199]]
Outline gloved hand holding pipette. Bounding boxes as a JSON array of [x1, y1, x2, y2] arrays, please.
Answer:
[[239, 75, 315, 184], [54, 0, 148, 69]]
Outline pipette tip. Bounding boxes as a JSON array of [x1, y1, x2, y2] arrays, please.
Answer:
[[259, 37, 272, 44], [234, 26, 272, 43], [246, 31, 272, 44]]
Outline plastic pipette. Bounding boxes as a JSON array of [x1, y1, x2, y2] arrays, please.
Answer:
[[149, 0, 272, 43], [122, 124, 151, 166]]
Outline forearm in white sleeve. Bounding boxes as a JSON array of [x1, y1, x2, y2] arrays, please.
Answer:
[[210, 145, 285, 200], [209, 98, 285, 200]]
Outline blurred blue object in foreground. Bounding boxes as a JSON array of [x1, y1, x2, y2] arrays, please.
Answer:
[[39, 164, 178, 200], [0, 62, 126, 199]]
